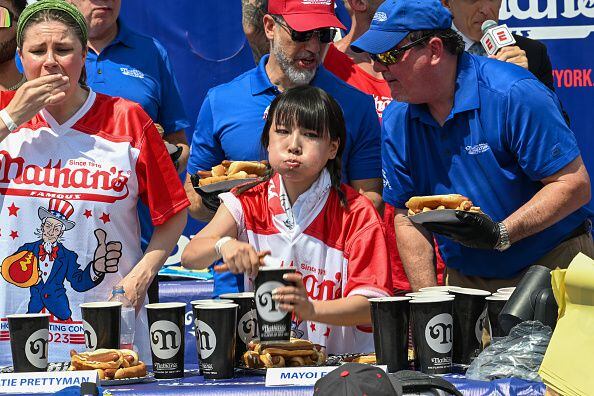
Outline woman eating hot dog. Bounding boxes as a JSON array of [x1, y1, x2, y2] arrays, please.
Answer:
[[0, 0, 188, 366]]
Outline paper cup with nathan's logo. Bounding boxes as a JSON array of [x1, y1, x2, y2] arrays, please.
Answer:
[[7, 313, 50, 372], [146, 302, 186, 379], [80, 302, 121, 350], [219, 292, 259, 365], [450, 288, 490, 365], [254, 267, 295, 342], [191, 299, 234, 372], [486, 294, 510, 339], [194, 303, 238, 379], [369, 297, 410, 373], [410, 297, 454, 374]]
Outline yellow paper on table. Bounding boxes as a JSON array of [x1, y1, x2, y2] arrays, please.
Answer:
[[539, 253, 594, 396]]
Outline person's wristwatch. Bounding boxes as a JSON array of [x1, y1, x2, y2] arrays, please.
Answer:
[[494, 222, 511, 251]]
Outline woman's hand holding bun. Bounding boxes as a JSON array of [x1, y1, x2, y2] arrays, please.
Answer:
[[4, 74, 70, 127]]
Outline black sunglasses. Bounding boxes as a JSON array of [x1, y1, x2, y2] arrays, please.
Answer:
[[371, 34, 432, 66], [272, 16, 337, 44]]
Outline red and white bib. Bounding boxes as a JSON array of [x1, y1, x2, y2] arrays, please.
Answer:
[[220, 170, 392, 354]]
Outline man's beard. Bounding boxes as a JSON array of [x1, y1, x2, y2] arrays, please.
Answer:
[[271, 39, 317, 86], [0, 37, 17, 65]]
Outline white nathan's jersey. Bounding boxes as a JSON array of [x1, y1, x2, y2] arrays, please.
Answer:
[[0, 89, 189, 366], [220, 171, 392, 354]]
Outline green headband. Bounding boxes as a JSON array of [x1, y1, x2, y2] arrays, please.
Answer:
[[17, 0, 88, 48]]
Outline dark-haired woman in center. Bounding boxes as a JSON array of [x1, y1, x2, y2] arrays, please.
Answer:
[[182, 85, 392, 354]]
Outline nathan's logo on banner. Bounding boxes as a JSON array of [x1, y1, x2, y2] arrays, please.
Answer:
[[500, 0, 594, 40], [425, 313, 453, 354], [26, 329, 49, 368], [196, 320, 217, 359], [238, 309, 258, 345], [150, 320, 181, 359], [82, 320, 97, 351], [0, 152, 131, 203], [256, 281, 286, 322]]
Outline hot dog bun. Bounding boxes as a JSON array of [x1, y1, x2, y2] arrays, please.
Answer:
[[71, 349, 123, 370], [406, 194, 469, 212], [70, 349, 146, 380], [211, 164, 227, 177], [226, 161, 268, 177], [197, 160, 269, 187], [243, 338, 325, 368], [114, 361, 147, 379], [405, 194, 483, 215], [198, 171, 249, 187]]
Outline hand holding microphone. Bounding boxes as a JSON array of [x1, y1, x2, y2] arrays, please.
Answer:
[[480, 20, 528, 70]]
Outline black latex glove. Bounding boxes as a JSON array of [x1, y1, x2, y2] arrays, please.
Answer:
[[190, 173, 221, 213], [423, 210, 501, 250]]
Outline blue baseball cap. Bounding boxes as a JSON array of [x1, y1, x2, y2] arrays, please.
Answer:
[[351, 0, 453, 54]]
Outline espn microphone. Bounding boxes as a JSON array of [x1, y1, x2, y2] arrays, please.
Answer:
[[479, 19, 516, 56]]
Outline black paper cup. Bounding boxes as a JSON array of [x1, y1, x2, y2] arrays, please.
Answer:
[[254, 267, 295, 341], [7, 313, 50, 372], [194, 303, 238, 379], [499, 265, 552, 334], [146, 302, 186, 379], [80, 302, 122, 350], [450, 288, 491, 365], [496, 287, 515, 295], [220, 292, 259, 365], [410, 297, 454, 374], [369, 297, 410, 372], [486, 295, 510, 338]]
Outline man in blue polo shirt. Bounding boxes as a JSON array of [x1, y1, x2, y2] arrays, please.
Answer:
[[71, 0, 191, 301], [351, 0, 593, 292], [186, 0, 383, 296]]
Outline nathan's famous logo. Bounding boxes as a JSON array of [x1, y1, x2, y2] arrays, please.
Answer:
[[150, 320, 181, 360], [256, 281, 287, 322], [196, 320, 217, 359], [82, 319, 98, 351], [238, 309, 258, 345], [425, 313, 453, 354], [26, 329, 49, 368], [499, 0, 594, 40], [0, 151, 130, 201]]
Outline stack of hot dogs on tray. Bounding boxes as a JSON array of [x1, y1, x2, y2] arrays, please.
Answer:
[[69, 349, 147, 380], [242, 338, 326, 368], [196, 160, 269, 186]]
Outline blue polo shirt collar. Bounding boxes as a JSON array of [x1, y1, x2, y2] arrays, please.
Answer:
[[409, 52, 480, 125], [107, 20, 134, 49], [251, 55, 277, 95]]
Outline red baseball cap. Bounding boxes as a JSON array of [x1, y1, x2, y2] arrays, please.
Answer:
[[268, 0, 346, 32]]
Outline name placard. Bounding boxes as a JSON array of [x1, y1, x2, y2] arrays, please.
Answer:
[[0, 370, 98, 394], [265, 365, 388, 387]]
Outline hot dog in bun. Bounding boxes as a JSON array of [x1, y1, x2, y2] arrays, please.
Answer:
[[69, 349, 146, 380]]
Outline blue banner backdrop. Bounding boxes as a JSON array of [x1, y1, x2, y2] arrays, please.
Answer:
[[120, 0, 593, 266]]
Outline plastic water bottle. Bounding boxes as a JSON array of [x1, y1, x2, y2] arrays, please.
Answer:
[[110, 286, 135, 349]]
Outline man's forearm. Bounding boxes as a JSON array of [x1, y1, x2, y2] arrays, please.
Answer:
[[504, 157, 591, 244], [351, 178, 384, 214], [394, 212, 437, 291]]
